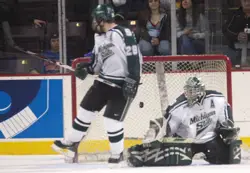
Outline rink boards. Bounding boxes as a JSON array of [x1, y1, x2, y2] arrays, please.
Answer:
[[0, 75, 72, 154], [0, 71, 249, 154]]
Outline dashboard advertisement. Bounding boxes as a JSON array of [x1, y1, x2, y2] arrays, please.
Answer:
[[0, 78, 64, 139]]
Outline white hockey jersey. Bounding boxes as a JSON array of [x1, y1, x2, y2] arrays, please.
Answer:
[[88, 25, 142, 87], [165, 90, 232, 144]]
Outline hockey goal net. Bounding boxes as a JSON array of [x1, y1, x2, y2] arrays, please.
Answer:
[[71, 55, 233, 161]]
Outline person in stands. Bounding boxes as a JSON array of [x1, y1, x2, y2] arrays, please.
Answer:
[[135, 0, 171, 56]]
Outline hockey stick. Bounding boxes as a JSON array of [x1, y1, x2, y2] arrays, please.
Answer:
[[13, 45, 75, 72], [120, 97, 134, 122]]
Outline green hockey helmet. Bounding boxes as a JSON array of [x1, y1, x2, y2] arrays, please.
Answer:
[[92, 4, 115, 23]]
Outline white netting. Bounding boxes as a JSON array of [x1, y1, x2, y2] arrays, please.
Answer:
[[71, 55, 233, 161]]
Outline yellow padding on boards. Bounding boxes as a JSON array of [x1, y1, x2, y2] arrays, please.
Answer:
[[78, 139, 142, 153], [240, 137, 250, 148], [0, 141, 58, 155], [0, 138, 249, 155]]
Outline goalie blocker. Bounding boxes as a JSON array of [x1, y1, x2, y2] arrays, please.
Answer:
[[127, 118, 242, 167]]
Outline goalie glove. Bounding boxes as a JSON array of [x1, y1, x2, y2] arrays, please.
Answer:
[[122, 77, 140, 100], [216, 120, 240, 145], [74, 63, 89, 80], [143, 118, 166, 144]]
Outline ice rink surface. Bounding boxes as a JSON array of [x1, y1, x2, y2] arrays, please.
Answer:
[[0, 155, 250, 173]]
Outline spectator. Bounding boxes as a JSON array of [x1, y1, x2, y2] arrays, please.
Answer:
[[135, 0, 171, 56], [0, 3, 16, 53], [0, 2, 18, 73], [222, 0, 250, 66], [41, 32, 60, 74], [176, 0, 207, 55], [29, 68, 39, 74]]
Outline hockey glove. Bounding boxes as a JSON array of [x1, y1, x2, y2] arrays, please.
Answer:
[[217, 127, 240, 145], [74, 63, 89, 80], [143, 118, 164, 144], [123, 77, 140, 100], [216, 120, 240, 144]]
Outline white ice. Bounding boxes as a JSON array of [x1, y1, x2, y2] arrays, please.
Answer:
[[0, 155, 250, 173]]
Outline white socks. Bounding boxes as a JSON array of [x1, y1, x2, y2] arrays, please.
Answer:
[[66, 107, 96, 143], [104, 117, 124, 155], [66, 108, 124, 156]]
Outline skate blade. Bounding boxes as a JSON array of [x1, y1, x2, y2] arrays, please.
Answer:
[[51, 144, 67, 154], [51, 144, 75, 158], [64, 155, 77, 163]]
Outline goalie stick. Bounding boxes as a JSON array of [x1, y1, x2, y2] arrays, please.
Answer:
[[13, 45, 75, 72]]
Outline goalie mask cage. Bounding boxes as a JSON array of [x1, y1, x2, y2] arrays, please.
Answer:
[[71, 55, 232, 162]]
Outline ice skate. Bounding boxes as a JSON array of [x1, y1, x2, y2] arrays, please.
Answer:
[[108, 153, 126, 168], [52, 140, 79, 162]]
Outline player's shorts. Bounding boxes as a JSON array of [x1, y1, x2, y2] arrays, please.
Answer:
[[80, 80, 127, 121]]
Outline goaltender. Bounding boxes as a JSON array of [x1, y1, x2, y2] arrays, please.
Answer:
[[127, 77, 242, 167]]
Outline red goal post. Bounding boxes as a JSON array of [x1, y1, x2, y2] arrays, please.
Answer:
[[71, 55, 232, 161]]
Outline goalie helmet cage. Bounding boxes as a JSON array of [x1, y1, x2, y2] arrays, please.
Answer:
[[71, 55, 233, 162]]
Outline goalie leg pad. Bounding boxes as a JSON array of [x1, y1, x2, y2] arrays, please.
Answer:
[[203, 136, 229, 164], [228, 140, 242, 164], [212, 124, 242, 164], [127, 144, 144, 167], [127, 140, 193, 167], [202, 136, 242, 164]]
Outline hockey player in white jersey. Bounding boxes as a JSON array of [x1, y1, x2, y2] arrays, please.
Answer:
[[127, 77, 242, 167], [52, 4, 142, 164]]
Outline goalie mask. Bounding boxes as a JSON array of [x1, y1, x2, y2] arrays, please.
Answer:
[[91, 4, 115, 33], [184, 77, 205, 106]]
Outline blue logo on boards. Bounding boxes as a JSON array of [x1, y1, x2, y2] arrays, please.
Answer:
[[0, 91, 12, 115], [0, 79, 64, 139]]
